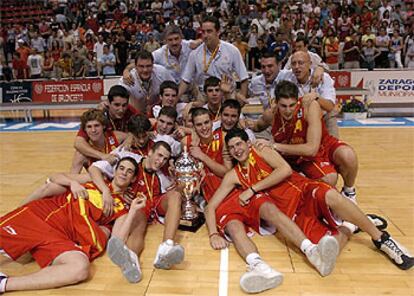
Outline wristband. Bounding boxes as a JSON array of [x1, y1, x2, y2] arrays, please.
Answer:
[[209, 232, 220, 239], [249, 186, 257, 194]]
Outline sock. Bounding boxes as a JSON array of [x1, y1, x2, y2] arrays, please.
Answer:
[[0, 274, 7, 293], [246, 252, 262, 265], [342, 221, 358, 233], [300, 239, 314, 254], [343, 186, 355, 193], [164, 239, 174, 246]]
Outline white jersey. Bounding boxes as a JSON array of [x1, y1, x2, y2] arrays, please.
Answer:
[[248, 73, 278, 109], [152, 40, 193, 84], [181, 40, 249, 91], [276, 69, 336, 105], [91, 147, 173, 193], [119, 64, 175, 112]]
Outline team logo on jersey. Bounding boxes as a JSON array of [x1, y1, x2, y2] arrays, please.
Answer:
[[297, 109, 303, 119], [109, 137, 115, 145], [2, 225, 17, 235]]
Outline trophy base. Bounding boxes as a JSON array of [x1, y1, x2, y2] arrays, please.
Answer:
[[178, 213, 205, 232]]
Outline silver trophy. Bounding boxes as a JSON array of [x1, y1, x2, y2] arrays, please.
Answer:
[[173, 146, 205, 232]]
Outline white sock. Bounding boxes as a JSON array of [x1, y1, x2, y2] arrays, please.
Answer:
[[0, 274, 7, 293], [300, 239, 314, 254], [342, 221, 358, 233], [343, 186, 355, 193], [246, 252, 262, 265], [164, 239, 174, 246]]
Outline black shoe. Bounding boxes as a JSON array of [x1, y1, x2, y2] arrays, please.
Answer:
[[354, 213, 388, 234], [373, 231, 414, 270]]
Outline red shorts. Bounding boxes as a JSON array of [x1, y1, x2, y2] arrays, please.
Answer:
[[141, 192, 168, 222], [294, 181, 339, 243], [216, 190, 276, 235], [295, 136, 347, 180], [0, 207, 88, 268]]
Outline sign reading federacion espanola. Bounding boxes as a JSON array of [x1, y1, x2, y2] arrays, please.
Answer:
[[32, 79, 103, 103]]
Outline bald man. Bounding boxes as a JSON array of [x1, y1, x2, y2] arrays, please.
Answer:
[[277, 51, 338, 137]]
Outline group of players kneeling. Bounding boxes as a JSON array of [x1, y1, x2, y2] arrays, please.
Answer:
[[0, 79, 413, 294]]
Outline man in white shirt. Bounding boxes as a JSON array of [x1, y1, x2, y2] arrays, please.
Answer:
[[119, 50, 174, 114], [27, 48, 44, 79], [93, 34, 107, 61], [179, 16, 249, 102]]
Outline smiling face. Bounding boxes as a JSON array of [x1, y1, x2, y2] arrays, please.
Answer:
[[84, 120, 104, 142], [136, 58, 153, 81], [227, 136, 250, 163], [276, 97, 298, 120], [261, 57, 279, 84], [160, 88, 178, 107], [221, 106, 239, 131], [193, 113, 213, 140], [146, 145, 171, 171], [291, 51, 311, 83], [113, 159, 137, 190], [108, 96, 129, 119]]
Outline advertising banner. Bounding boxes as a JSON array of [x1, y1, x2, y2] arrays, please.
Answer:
[[0, 81, 32, 103], [32, 79, 103, 103], [351, 70, 414, 104]]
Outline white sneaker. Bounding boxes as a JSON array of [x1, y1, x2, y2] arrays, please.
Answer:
[[0, 272, 8, 294], [306, 235, 339, 276], [341, 187, 357, 204], [239, 261, 283, 294], [153, 239, 185, 270], [107, 236, 142, 283]]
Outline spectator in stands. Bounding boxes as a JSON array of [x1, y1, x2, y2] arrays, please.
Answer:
[[99, 45, 116, 76], [42, 51, 55, 79], [143, 33, 160, 53], [360, 39, 381, 71], [55, 52, 73, 79], [72, 48, 88, 78], [361, 26, 376, 46], [11, 52, 28, 80], [343, 32, 361, 69], [250, 37, 268, 71], [86, 51, 100, 77], [375, 26, 390, 68], [16, 39, 31, 66], [389, 29, 404, 68], [27, 48, 44, 79], [30, 31, 46, 54], [270, 30, 290, 66], [114, 34, 129, 75], [233, 33, 249, 63], [323, 27, 340, 70], [246, 24, 259, 70], [94, 34, 107, 62], [75, 40, 88, 59], [405, 36, 414, 68]]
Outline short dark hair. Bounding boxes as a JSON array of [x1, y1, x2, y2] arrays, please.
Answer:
[[225, 127, 249, 145], [160, 80, 178, 96], [108, 85, 129, 103], [151, 140, 172, 154], [261, 52, 278, 62], [190, 107, 209, 123], [275, 80, 299, 101], [116, 157, 139, 176], [127, 114, 152, 136], [159, 106, 177, 121], [202, 15, 220, 31], [221, 99, 241, 116], [295, 34, 309, 46], [203, 76, 221, 92], [135, 50, 154, 64]]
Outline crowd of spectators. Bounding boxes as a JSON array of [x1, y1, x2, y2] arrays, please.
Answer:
[[0, 0, 413, 81]]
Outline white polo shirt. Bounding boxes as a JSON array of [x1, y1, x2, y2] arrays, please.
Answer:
[[248, 73, 278, 109], [181, 40, 249, 91], [276, 69, 336, 105], [152, 40, 193, 84], [119, 64, 175, 112], [91, 148, 173, 193]]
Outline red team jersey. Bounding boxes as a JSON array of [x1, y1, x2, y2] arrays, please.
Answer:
[[271, 99, 346, 179], [186, 129, 225, 202], [226, 148, 339, 243], [0, 182, 128, 267], [81, 130, 120, 165]]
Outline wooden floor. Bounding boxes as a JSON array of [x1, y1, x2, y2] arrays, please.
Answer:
[[0, 127, 413, 296]]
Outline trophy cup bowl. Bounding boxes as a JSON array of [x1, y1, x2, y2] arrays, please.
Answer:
[[174, 147, 205, 232]]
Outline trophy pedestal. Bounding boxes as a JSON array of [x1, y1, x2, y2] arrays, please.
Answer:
[[179, 213, 205, 232]]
